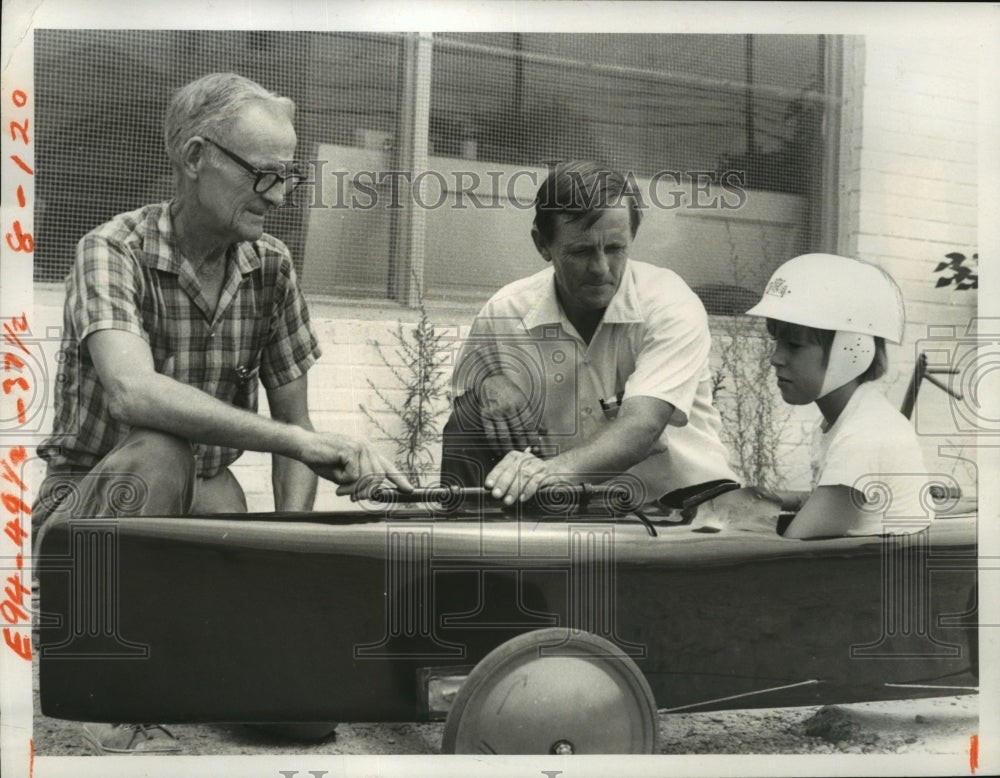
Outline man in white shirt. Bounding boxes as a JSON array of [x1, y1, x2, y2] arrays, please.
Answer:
[[442, 161, 737, 506]]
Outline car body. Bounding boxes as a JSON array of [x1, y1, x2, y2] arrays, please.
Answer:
[[36, 494, 978, 731]]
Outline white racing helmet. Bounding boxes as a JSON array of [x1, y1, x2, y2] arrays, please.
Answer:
[[746, 254, 906, 397]]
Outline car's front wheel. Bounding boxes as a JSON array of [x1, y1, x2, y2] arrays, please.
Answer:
[[441, 627, 659, 754]]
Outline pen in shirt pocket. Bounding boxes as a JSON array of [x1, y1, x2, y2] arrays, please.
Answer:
[[524, 427, 548, 458], [599, 390, 624, 420], [235, 357, 261, 384], [233, 360, 261, 406], [235, 365, 259, 383]]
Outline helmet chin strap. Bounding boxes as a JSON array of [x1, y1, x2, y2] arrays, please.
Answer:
[[819, 332, 876, 397]]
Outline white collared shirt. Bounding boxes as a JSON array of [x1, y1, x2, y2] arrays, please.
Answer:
[[812, 381, 931, 534], [452, 259, 738, 500]]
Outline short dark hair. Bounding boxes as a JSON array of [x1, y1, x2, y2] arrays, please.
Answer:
[[766, 319, 887, 383], [533, 160, 643, 245]]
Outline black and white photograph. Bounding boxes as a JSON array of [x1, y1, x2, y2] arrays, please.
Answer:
[[1, 2, 997, 777]]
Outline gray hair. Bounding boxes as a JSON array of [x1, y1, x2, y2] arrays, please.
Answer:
[[163, 72, 295, 166]]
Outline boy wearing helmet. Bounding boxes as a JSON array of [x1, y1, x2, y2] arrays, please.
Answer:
[[746, 254, 930, 539]]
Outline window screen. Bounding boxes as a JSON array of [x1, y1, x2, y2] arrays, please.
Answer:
[[34, 31, 835, 316], [33, 29, 405, 284]]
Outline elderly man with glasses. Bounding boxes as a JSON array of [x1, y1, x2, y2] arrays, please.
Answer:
[[37, 72, 412, 528], [35, 70, 411, 754], [35, 74, 413, 719]]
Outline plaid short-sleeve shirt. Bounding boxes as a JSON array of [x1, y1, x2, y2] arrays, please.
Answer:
[[38, 201, 322, 478]]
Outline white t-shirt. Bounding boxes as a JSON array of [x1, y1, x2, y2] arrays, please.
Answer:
[[452, 259, 738, 501], [812, 381, 931, 535]]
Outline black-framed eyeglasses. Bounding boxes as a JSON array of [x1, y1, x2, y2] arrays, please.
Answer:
[[202, 137, 305, 195]]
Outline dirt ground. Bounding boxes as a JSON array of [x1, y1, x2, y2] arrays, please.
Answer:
[[32, 654, 978, 758]]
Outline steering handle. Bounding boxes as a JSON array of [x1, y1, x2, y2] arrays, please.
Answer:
[[370, 483, 639, 507]]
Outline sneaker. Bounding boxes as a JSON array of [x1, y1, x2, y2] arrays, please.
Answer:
[[82, 723, 181, 754]]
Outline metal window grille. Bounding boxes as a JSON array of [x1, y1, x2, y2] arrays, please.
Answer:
[[34, 30, 837, 316]]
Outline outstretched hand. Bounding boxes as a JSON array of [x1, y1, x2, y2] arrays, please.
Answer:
[[300, 432, 414, 499]]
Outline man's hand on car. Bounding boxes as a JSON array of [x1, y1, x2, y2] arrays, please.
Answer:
[[299, 432, 414, 499], [478, 373, 547, 454]]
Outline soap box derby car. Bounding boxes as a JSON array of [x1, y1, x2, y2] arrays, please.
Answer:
[[36, 477, 978, 754]]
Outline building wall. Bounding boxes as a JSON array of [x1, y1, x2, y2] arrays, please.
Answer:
[[831, 35, 979, 498]]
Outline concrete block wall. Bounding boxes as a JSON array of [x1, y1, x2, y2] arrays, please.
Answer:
[[837, 36, 980, 499]]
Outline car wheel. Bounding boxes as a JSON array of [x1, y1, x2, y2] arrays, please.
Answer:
[[441, 627, 658, 754]]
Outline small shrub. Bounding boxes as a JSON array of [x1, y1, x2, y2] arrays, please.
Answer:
[[709, 221, 792, 491], [713, 317, 790, 492], [360, 296, 450, 486]]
